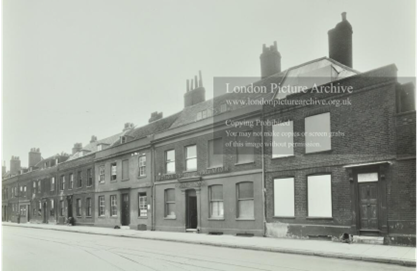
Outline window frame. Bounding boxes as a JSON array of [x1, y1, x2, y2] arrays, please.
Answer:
[[77, 171, 82, 188], [138, 156, 146, 177], [50, 199, 55, 216], [138, 192, 147, 217], [122, 159, 129, 180], [236, 130, 255, 164], [236, 182, 255, 219], [98, 165, 105, 184], [98, 196, 105, 217], [209, 185, 224, 219], [185, 145, 197, 172], [87, 168, 93, 187], [60, 175, 65, 191], [208, 138, 223, 168], [164, 189, 176, 219], [111, 162, 117, 181], [76, 198, 82, 217], [69, 173, 74, 189], [86, 198, 92, 217], [51, 177, 55, 191], [110, 195, 117, 217], [165, 149, 175, 174]]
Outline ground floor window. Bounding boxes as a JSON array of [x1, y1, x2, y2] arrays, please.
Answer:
[[274, 178, 295, 217], [110, 195, 117, 216], [165, 189, 176, 218], [307, 174, 332, 218], [98, 196, 105, 216], [20, 205, 26, 216], [86, 198, 92, 217], [209, 185, 224, 218], [76, 199, 82, 217], [50, 199, 55, 216], [138, 193, 147, 217], [60, 200, 64, 216], [237, 182, 254, 219]]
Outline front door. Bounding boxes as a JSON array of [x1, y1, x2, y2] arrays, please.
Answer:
[[43, 202, 48, 223], [121, 193, 130, 226], [186, 190, 198, 229], [67, 198, 73, 218], [359, 182, 378, 231]]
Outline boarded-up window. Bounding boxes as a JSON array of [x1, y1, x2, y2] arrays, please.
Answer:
[[237, 182, 254, 218], [308, 175, 332, 217], [208, 138, 223, 168], [305, 113, 331, 153], [274, 178, 295, 217], [272, 121, 294, 158], [122, 159, 129, 180]]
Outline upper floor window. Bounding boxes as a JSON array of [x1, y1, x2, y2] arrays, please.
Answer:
[[138, 156, 146, 177], [273, 178, 295, 217], [87, 168, 93, 186], [305, 112, 331, 153], [220, 103, 227, 113], [236, 131, 255, 164], [38, 180, 41, 193], [111, 162, 117, 181], [185, 145, 197, 171], [209, 185, 224, 218], [272, 121, 294, 158], [60, 175, 65, 191], [69, 173, 74, 189], [51, 177, 55, 191], [77, 171, 82, 187], [121, 136, 127, 144], [97, 145, 103, 151], [122, 160, 129, 180], [208, 138, 223, 168], [237, 182, 254, 219], [165, 150, 175, 174], [99, 165, 105, 183]]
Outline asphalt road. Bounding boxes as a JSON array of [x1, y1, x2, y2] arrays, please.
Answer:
[[2, 226, 413, 271]]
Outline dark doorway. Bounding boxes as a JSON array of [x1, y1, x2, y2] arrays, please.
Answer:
[[359, 182, 378, 231], [121, 193, 130, 226], [67, 197, 73, 218], [43, 202, 48, 223], [186, 189, 198, 229]]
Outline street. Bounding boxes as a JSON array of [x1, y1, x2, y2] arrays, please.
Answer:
[[2, 226, 413, 271]]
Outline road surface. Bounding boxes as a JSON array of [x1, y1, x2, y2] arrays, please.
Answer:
[[2, 226, 413, 271]]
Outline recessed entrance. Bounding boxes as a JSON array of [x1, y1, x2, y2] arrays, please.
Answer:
[[186, 189, 198, 229], [121, 193, 130, 226]]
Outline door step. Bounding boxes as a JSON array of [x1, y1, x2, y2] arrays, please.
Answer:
[[120, 226, 130, 230], [353, 235, 384, 245], [186, 228, 198, 233]]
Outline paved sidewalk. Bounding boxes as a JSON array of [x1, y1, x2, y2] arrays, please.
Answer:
[[3, 222, 416, 267]]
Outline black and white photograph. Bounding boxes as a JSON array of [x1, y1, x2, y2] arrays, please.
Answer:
[[1, 0, 416, 270]]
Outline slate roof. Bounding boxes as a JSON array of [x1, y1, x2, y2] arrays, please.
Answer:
[[67, 133, 123, 161]]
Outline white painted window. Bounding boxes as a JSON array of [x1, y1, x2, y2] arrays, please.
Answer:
[[110, 195, 117, 216], [274, 178, 295, 217], [357, 172, 378, 183], [272, 121, 294, 158], [138, 193, 147, 217], [185, 145, 197, 171], [165, 150, 175, 173], [138, 156, 146, 176], [51, 177, 55, 191], [305, 112, 331, 153], [165, 189, 176, 218], [111, 163, 117, 181], [237, 182, 254, 219], [307, 175, 332, 218], [97, 145, 103, 151], [209, 185, 224, 218], [98, 196, 105, 216]]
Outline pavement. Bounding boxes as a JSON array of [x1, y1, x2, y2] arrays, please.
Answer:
[[2, 222, 416, 267]]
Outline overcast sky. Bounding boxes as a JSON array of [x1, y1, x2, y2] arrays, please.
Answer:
[[2, 0, 416, 168]]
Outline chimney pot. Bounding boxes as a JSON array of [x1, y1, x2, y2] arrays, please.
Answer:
[[342, 12, 347, 21], [260, 42, 281, 78], [328, 12, 353, 68]]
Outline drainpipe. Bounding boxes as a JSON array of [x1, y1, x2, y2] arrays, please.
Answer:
[[260, 110, 267, 237], [151, 142, 156, 231]]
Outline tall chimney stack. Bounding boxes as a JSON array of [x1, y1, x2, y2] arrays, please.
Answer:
[[10, 156, 21, 176], [28, 148, 41, 168], [328, 12, 353, 68], [184, 71, 205, 108], [72, 143, 83, 154], [260, 41, 281, 79]]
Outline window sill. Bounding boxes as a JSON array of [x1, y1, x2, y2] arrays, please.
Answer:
[[164, 217, 176, 220], [271, 155, 295, 160], [208, 218, 225, 221], [86, 185, 93, 187], [306, 217, 333, 220], [110, 216, 118, 218], [99, 182, 105, 185], [234, 162, 255, 166], [304, 149, 333, 155], [122, 179, 130, 182], [206, 166, 224, 170], [235, 218, 255, 221], [98, 216, 105, 218], [137, 175, 147, 179], [183, 170, 197, 173], [86, 216, 92, 218], [138, 216, 148, 219], [273, 216, 295, 219]]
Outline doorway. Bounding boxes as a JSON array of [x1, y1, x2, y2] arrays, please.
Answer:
[[359, 182, 378, 231], [67, 197, 73, 218], [186, 189, 198, 229], [43, 202, 48, 223], [121, 193, 130, 226]]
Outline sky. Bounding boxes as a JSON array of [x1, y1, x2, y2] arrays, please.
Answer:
[[2, 0, 416, 169]]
